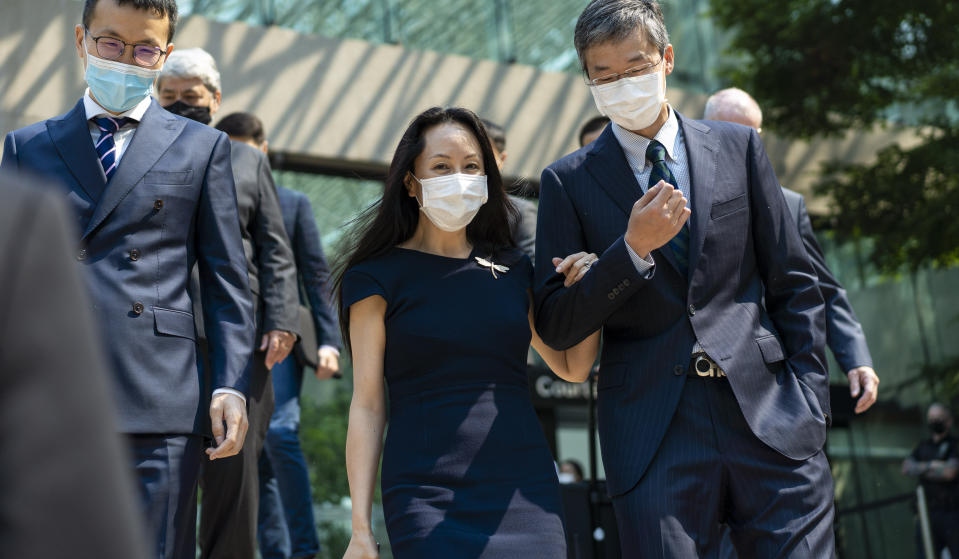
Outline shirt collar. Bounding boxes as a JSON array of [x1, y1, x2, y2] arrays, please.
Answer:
[[611, 105, 680, 168], [83, 88, 151, 123]]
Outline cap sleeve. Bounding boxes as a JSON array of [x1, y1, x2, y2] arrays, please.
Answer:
[[341, 268, 388, 310]]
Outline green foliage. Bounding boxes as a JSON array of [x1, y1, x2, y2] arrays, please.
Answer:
[[300, 382, 352, 504], [709, 0, 959, 274], [316, 521, 352, 559]]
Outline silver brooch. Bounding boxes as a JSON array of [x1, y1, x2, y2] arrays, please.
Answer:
[[475, 256, 510, 279]]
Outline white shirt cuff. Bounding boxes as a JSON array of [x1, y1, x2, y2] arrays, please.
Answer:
[[624, 241, 656, 278], [212, 388, 246, 404], [319, 345, 341, 357]]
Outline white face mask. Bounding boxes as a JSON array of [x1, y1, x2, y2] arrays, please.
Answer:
[[589, 65, 667, 131], [414, 173, 489, 232]]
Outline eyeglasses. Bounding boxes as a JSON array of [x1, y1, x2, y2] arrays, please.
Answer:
[[84, 28, 166, 67], [587, 57, 663, 87]]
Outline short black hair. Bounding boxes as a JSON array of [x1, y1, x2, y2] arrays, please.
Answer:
[[215, 112, 266, 145], [83, 0, 179, 43], [579, 115, 610, 147], [480, 118, 506, 153]]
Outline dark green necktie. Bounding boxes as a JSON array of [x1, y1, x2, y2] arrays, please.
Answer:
[[646, 140, 689, 277]]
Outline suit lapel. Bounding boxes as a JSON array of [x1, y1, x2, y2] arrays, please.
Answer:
[[585, 123, 687, 275], [82, 100, 186, 240], [584, 127, 644, 218], [47, 99, 108, 201], [676, 112, 719, 282]]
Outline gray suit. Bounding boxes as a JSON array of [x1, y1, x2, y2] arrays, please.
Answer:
[[508, 194, 538, 260], [197, 141, 299, 559], [0, 172, 149, 559]]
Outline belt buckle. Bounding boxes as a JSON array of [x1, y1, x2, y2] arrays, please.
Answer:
[[694, 354, 725, 378]]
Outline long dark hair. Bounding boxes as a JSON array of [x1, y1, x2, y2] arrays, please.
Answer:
[[333, 106, 517, 351]]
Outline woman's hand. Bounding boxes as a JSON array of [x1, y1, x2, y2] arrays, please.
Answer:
[[552, 252, 599, 287], [343, 531, 379, 559]]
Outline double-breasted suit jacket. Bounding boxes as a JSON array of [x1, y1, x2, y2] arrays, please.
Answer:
[[2, 98, 255, 436]]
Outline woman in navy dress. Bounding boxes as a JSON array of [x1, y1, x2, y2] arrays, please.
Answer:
[[338, 107, 601, 559]]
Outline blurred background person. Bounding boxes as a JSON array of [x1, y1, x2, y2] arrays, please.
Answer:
[[578, 115, 610, 148], [1, 2, 256, 557], [704, 87, 880, 414], [216, 111, 342, 559], [157, 48, 300, 559], [481, 118, 537, 261], [902, 403, 959, 559], [558, 459, 585, 484], [0, 172, 150, 559]]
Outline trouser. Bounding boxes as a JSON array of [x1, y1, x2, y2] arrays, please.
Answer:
[[611, 375, 836, 558], [258, 355, 321, 558], [198, 351, 274, 559], [916, 508, 959, 559], [128, 434, 205, 559]]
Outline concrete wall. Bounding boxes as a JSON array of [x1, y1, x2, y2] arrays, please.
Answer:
[[0, 0, 919, 207]]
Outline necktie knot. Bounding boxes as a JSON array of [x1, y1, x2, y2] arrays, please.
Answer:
[[646, 140, 667, 165], [93, 116, 132, 134]]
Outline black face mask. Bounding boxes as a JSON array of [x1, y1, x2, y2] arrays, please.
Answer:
[[930, 420, 948, 435], [164, 100, 212, 125]]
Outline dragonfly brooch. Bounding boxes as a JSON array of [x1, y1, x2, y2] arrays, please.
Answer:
[[475, 256, 510, 279]]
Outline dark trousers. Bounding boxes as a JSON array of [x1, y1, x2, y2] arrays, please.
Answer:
[[917, 508, 959, 559], [198, 351, 275, 559], [611, 376, 836, 558], [258, 355, 321, 559], [128, 434, 205, 559]]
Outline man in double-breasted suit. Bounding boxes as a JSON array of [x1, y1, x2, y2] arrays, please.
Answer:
[[0, 1, 255, 557], [534, 1, 835, 556]]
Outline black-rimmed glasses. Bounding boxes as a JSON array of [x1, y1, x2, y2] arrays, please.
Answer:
[[84, 28, 166, 67]]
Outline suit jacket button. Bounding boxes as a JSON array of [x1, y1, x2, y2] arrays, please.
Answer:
[[623, 279, 630, 287], [132, 302, 144, 315], [130, 249, 140, 261], [607, 293, 615, 300], [673, 365, 684, 376], [76, 249, 87, 261], [153, 199, 164, 210], [688, 304, 696, 316]]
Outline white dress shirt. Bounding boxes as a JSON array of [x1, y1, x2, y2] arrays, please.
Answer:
[[84, 90, 246, 403]]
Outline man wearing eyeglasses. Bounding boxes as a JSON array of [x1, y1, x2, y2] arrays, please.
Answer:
[[534, 1, 834, 557], [0, 2, 255, 558]]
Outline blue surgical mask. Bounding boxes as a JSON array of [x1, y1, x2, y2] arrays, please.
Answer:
[[84, 48, 160, 113]]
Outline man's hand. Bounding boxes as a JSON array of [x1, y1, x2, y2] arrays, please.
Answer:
[[315, 346, 340, 380], [206, 393, 248, 460], [260, 330, 295, 370], [847, 366, 879, 414], [624, 182, 690, 258]]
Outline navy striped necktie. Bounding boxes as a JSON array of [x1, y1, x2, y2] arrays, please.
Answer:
[[92, 116, 132, 182], [646, 139, 689, 277]]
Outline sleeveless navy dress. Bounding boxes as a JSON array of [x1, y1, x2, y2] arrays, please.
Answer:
[[342, 247, 566, 558]]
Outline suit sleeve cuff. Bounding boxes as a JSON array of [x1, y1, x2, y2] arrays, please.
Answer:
[[624, 241, 656, 278], [319, 344, 341, 357], [212, 388, 246, 404]]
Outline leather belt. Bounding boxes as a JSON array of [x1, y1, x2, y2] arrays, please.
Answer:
[[689, 352, 726, 379]]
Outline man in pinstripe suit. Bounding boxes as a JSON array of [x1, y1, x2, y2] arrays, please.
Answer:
[[534, 1, 835, 556]]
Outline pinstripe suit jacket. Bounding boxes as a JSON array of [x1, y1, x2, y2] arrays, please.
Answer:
[[533, 112, 829, 497]]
